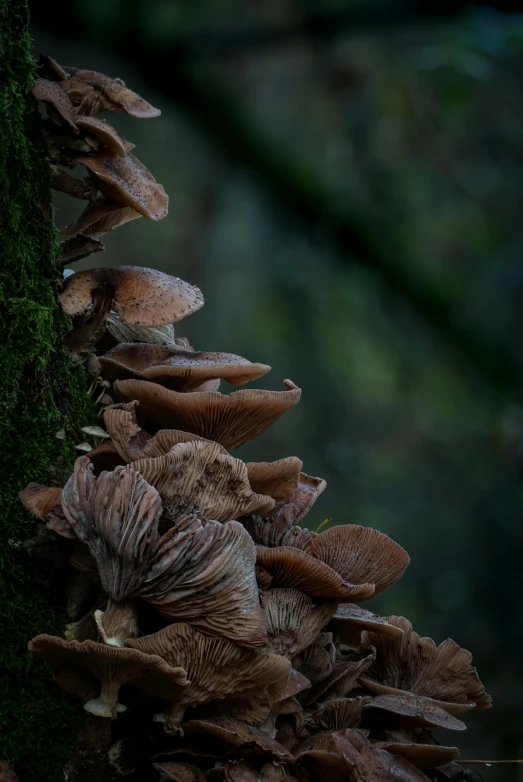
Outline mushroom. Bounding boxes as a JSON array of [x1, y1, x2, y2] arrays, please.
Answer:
[[105, 315, 177, 346], [152, 762, 204, 781], [0, 760, 18, 782], [301, 525, 410, 597], [260, 588, 337, 659], [256, 566, 273, 591], [128, 440, 275, 522], [19, 482, 62, 520], [32, 78, 78, 131], [362, 693, 467, 731], [127, 623, 291, 734], [139, 514, 267, 647], [61, 68, 161, 118], [372, 738, 459, 770], [112, 380, 301, 450], [75, 117, 127, 158], [294, 729, 430, 782], [103, 402, 227, 463], [62, 197, 141, 239], [61, 456, 162, 644], [28, 635, 188, 718], [58, 234, 105, 267], [327, 604, 406, 648], [255, 546, 375, 601], [59, 266, 204, 328], [306, 648, 376, 705], [244, 458, 303, 504], [359, 616, 492, 714], [99, 343, 270, 390], [182, 717, 294, 763], [78, 153, 168, 221]]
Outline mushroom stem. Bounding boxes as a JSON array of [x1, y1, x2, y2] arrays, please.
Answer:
[[94, 599, 138, 647], [84, 679, 125, 719], [157, 700, 187, 736], [64, 715, 111, 782]]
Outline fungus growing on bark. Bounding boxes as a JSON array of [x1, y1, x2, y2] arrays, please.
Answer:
[[359, 616, 492, 714], [127, 623, 291, 733], [112, 379, 301, 450], [59, 266, 204, 328], [28, 635, 188, 718]]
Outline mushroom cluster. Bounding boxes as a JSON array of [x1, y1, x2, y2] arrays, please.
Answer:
[[21, 58, 490, 782]]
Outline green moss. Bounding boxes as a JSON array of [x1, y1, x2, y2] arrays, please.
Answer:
[[0, 0, 96, 777]]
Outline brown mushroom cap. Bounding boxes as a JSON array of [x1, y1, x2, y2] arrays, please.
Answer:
[[293, 632, 336, 685], [256, 546, 375, 601], [305, 697, 371, 732], [75, 116, 127, 158], [32, 78, 78, 131], [128, 441, 275, 522], [302, 525, 410, 597], [113, 379, 301, 450], [327, 604, 406, 647], [306, 649, 376, 704], [140, 515, 267, 647], [59, 266, 204, 328], [28, 634, 188, 718], [152, 762, 204, 781], [261, 588, 336, 659], [363, 693, 467, 731], [103, 402, 228, 463], [105, 315, 177, 346], [127, 623, 291, 733], [19, 483, 62, 520], [182, 717, 294, 762], [359, 616, 492, 713], [62, 68, 161, 118], [62, 197, 141, 239], [61, 456, 162, 601], [372, 741, 459, 770], [78, 153, 168, 220], [38, 53, 69, 81]]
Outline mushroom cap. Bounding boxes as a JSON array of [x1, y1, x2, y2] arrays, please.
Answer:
[[59, 234, 105, 266], [303, 525, 410, 597], [305, 697, 371, 732], [78, 153, 168, 220], [294, 632, 336, 685], [32, 78, 78, 131], [59, 266, 204, 328], [61, 456, 162, 601], [261, 588, 336, 658], [182, 717, 294, 762], [327, 604, 406, 647], [62, 68, 161, 118], [128, 440, 275, 522], [0, 761, 19, 782], [141, 515, 267, 647], [360, 616, 492, 713], [245, 458, 303, 504], [256, 566, 273, 590], [127, 623, 291, 724], [152, 762, 204, 782], [86, 441, 124, 474], [19, 483, 62, 520], [372, 741, 459, 770], [306, 649, 376, 704], [62, 197, 141, 239], [38, 53, 69, 81], [28, 634, 188, 715], [103, 402, 228, 462], [75, 117, 127, 157], [113, 380, 301, 450], [363, 693, 467, 731], [106, 315, 177, 346], [256, 546, 375, 601]]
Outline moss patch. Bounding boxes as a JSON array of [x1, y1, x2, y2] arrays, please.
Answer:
[[0, 0, 95, 777]]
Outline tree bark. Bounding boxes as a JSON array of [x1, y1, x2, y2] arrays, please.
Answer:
[[0, 0, 94, 778]]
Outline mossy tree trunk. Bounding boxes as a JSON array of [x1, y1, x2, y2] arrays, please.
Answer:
[[0, 1, 94, 778]]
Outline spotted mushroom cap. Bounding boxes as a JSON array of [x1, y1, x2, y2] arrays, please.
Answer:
[[128, 440, 275, 522], [61, 68, 161, 118], [59, 266, 204, 328]]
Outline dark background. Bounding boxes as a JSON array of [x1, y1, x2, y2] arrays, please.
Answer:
[[30, 1, 523, 777]]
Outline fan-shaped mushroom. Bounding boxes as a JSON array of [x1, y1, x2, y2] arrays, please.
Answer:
[[127, 623, 290, 734], [327, 604, 406, 648], [113, 380, 301, 451], [261, 588, 336, 659], [363, 693, 466, 731], [182, 717, 294, 762], [32, 78, 78, 131]]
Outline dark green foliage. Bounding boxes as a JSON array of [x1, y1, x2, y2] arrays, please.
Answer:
[[0, 0, 95, 777]]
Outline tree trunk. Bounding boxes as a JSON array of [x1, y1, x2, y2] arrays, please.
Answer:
[[0, 0, 94, 778]]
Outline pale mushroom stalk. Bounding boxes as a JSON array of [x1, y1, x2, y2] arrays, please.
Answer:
[[64, 715, 112, 782], [84, 678, 126, 719], [94, 599, 138, 647], [156, 700, 187, 736]]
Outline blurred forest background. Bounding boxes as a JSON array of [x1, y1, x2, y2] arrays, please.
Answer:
[[30, 0, 523, 777]]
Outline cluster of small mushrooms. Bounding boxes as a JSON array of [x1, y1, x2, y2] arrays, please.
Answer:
[[15, 57, 491, 782]]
